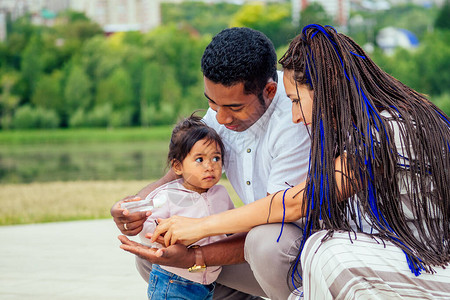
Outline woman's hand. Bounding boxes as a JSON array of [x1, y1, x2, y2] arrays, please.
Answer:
[[151, 216, 207, 246]]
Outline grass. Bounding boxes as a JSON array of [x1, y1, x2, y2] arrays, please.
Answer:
[[0, 126, 173, 145], [0, 179, 241, 226]]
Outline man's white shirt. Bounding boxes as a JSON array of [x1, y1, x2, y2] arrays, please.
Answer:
[[204, 71, 311, 204]]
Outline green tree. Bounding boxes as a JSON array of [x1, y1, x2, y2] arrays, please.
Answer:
[[96, 67, 133, 109], [140, 64, 183, 126], [371, 29, 450, 108], [12, 105, 60, 129], [21, 34, 44, 99], [6, 15, 36, 70], [122, 45, 146, 124], [299, 3, 334, 30], [61, 10, 90, 22], [86, 103, 113, 127], [140, 62, 163, 126], [231, 3, 297, 48], [179, 78, 209, 117], [80, 36, 123, 85], [143, 25, 208, 94], [0, 72, 21, 129], [64, 64, 92, 115], [161, 2, 240, 35], [31, 70, 64, 123], [95, 67, 134, 127], [431, 93, 450, 117], [435, 0, 450, 30], [374, 48, 421, 93], [416, 30, 450, 95], [51, 13, 103, 67]]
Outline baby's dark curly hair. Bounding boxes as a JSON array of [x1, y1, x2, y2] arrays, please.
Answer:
[[168, 114, 225, 166], [201, 27, 278, 99]]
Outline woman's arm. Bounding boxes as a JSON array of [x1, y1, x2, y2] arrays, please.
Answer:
[[153, 155, 350, 246]]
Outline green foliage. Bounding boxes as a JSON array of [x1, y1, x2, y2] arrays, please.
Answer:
[[435, 0, 450, 30], [70, 104, 129, 129], [350, 4, 438, 42], [140, 62, 163, 110], [64, 65, 92, 114], [110, 107, 134, 128], [298, 3, 335, 30], [80, 36, 122, 84], [12, 105, 60, 129], [373, 48, 420, 91], [371, 29, 450, 98], [84, 104, 112, 128], [95, 67, 133, 109], [20, 34, 44, 98], [6, 15, 36, 64], [122, 45, 145, 115], [144, 24, 207, 93], [415, 30, 450, 95], [68, 109, 88, 128], [161, 2, 240, 35], [431, 93, 450, 117], [0, 126, 172, 145], [231, 2, 297, 49], [31, 70, 64, 116], [1, 3, 449, 130], [60, 10, 91, 22], [0, 72, 21, 129]]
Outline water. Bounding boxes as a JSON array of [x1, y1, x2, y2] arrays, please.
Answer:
[[0, 140, 170, 183]]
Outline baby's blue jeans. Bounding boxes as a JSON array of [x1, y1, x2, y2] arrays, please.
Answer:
[[148, 265, 215, 300]]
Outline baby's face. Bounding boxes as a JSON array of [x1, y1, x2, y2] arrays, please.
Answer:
[[174, 138, 223, 194]]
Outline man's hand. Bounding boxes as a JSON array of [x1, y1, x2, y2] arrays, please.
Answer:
[[111, 196, 151, 236], [111, 171, 179, 235], [118, 235, 195, 268]]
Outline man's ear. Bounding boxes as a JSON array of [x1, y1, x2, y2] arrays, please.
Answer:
[[263, 81, 277, 101], [172, 159, 183, 175]]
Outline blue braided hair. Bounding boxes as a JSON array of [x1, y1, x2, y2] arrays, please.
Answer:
[[279, 24, 450, 291]]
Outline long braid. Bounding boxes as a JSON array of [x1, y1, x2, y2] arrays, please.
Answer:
[[279, 24, 450, 290]]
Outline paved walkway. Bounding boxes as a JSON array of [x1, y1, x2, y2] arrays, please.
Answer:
[[0, 219, 148, 299]]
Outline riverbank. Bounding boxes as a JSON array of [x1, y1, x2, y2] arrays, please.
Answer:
[[0, 179, 240, 225]]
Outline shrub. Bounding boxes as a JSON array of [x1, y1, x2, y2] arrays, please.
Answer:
[[12, 105, 60, 129], [85, 104, 112, 127], [431, 93, 450, 118], [110, 107, 133, 128], [68, 109, 87, 128]]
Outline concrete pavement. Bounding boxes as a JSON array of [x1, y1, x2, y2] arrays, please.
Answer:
[[0, 219, 148, 299]]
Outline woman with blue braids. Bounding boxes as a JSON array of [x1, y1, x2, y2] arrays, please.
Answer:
[[151, 25, 450, 299]]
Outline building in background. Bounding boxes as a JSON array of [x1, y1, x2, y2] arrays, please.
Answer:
[[1, 0, 447, 41], [0, 10, 5, 41], [0, 0, 161, 40], [0, 0, 70, 20], [161, 0, 285, 3], [70, 0, 160, 34], [0, 0, 70, 41]]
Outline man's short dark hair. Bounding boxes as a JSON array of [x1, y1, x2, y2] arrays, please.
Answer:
[[201, 27, 278, 97]]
